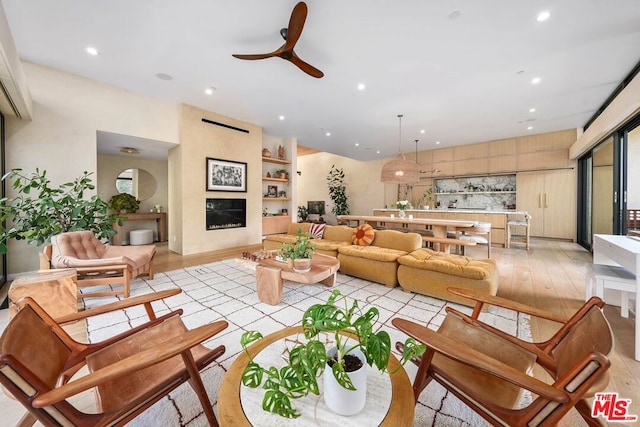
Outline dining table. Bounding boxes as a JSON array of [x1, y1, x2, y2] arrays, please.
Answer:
[[336, 214, 479, 238]]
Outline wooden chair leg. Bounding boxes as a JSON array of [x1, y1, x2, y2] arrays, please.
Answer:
[[181, 351, 219, 427], [124, 269, 131, 298]]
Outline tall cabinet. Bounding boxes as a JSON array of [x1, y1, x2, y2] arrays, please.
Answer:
[[516, 169, 576, 240]]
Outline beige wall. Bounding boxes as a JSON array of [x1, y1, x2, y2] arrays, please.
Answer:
[[172, 104, 263, 255], [570, 71, 640, 158], [297, 152, 397, 216], [4, 62, 178, 275]]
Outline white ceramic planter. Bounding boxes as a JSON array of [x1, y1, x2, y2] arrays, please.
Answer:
[[293, 258, 311, 273], [323, 347, 367, 416]]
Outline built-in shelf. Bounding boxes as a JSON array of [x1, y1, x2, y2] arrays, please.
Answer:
[[262, 156, 291, 165], [262, 177, 290, 183], [435, 191, 516, 195], [263, 197, 292, 201]]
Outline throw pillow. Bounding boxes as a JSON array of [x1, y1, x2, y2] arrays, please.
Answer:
[[352, 224, 375, 246], [309, 223, 326, 239]]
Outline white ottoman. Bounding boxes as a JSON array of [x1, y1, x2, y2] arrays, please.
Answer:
[[130, 229, 154, 245]]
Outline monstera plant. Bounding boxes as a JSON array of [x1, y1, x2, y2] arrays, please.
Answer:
[[0, 168, 122, 253]]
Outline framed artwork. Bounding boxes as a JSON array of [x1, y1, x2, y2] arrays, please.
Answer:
[[267, 185, 278, 197], [206, 158, 247, 192]]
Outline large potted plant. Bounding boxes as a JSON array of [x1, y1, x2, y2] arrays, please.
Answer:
[[240, 289, 426, 418], [326, 165, 350, 215], [0, 169, 122, 253], [109, 193, 140, 213], [279, 228, 315, 272]]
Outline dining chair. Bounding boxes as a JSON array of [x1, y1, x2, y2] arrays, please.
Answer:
[[1, 290, 227, 426], [393, 287, 614, 426]]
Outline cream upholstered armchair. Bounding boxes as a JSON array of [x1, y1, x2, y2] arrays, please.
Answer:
[[40, 230, 156, 298]]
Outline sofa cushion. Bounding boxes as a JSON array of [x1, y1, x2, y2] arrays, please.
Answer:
[[398, 248, 496, 280], [309, 223, 326, 239], [338, 245, 407, 262], [353, 224, 375, 246]]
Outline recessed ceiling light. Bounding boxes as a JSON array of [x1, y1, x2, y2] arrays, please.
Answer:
[[420, 129, 426, 134], [86, 46, 99, 56], [326, 132, 331, 137], [205, 87, 215, 95], [155, 73, 173, 81], [527, 126, 533, 130], [435, 141, 441, 145], [357, 83, 366, 90], [119, 147, 140, 155], [531, 77, 541, 85], [376, 150, 381, 154], [355, 143, 360, 147], [536, 11, 551, 22], [529, 108, 536, 113], [278, 115, 285, 120]]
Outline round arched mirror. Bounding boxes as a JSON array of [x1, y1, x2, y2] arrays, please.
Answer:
[[115, 168, 157, 201]]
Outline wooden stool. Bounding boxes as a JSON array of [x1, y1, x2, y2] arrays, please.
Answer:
[[506, 213, 531, 250], [585, 263, 635, 318], [8, 269, 78, 319]]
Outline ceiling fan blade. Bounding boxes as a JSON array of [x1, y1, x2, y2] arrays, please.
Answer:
[[232, 52, 278, 60], [289, 51, 324, 78], [284, 2, 307, 51]]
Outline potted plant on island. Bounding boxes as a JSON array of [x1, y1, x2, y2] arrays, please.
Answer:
[[109, 192, 140, 213], [279, 228, 315, 272], [240, 289, 426, 418]]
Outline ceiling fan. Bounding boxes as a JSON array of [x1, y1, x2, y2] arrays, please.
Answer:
[[232, 2, 324, 78]]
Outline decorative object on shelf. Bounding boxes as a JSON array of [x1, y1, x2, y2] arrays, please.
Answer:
[[207, 157, 247, 192], [267, 185, 278, 197], [380, 115, 419, 184], [278, 190, 287, 198], [154, 204, 162, 213], [262, 148, 272, 158], [239, 289, 426, 418], [278, 145, 285, 160], [263, 207, 269, 216], [274, 168, 289, 179], [266, 172, 271, 178], [109, 192, 140, 213], [0, 169, 121, 253], [326, 165, 350, 215], [281, 208, 288, 215]]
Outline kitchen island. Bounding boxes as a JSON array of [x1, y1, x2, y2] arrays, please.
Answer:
[[372, 208, 529, 247]]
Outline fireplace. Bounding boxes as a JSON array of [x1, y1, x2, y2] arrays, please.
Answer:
[[206, 198, 246, 230]]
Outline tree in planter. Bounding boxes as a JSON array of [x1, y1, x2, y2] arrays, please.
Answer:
[[0, 169, 122, 253], [326, 165, 350, 215]]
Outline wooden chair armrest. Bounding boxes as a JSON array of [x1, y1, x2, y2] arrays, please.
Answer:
[[392, 318, 568, 403], [446, 287, 570, 323], [54, 289, 182, 324], [32, 320, 229, 407]]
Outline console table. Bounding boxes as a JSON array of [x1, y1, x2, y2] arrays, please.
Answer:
[[112, 212, 167, 245]]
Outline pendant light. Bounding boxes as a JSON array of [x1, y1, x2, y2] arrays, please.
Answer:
[[380, 115, 419, 184]]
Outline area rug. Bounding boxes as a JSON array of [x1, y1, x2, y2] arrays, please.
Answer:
[[83, 259, 531, 427]]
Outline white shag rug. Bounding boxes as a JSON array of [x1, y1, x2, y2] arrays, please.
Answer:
[[83, 259, 531, 426]]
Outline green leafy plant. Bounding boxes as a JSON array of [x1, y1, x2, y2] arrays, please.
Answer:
[[0, 169, 122, 253], [297, 205, 308, 222], [240, 289, 426, 418], [109, 192, 140, 213], [326, 165, 350, 215], [274, 168, 289, 179], [417, 187, 435, 208], [279, 228, 315, 260]]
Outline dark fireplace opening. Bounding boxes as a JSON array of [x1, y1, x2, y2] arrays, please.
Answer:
[[206, 198, 246, 230]]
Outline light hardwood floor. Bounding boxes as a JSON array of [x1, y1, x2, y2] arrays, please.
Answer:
[[1, 238, 638, 426]]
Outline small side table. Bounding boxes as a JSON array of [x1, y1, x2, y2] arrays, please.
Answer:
[[8, 269, 78, 319]]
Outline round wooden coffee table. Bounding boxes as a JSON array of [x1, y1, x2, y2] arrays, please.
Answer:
[[218, 326, 415, 426]]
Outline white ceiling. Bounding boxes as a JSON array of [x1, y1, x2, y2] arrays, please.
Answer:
[[3, 0, 640, 161]]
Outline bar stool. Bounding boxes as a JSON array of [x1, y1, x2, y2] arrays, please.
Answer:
[[585, 263, 636, 318], [506, 213, 531, 250]]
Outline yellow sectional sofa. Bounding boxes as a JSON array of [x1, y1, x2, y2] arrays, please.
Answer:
[[397, 248, 499, 306], [263, 223, 422, 287]]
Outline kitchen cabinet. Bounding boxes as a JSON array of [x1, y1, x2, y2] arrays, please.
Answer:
[[516, 170, 576, 240]]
